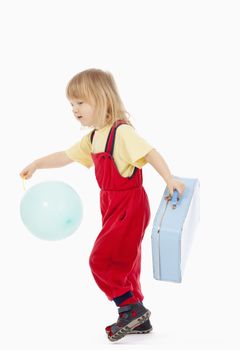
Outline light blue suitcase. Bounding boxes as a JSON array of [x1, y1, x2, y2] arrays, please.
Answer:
[[151, 176, 200, 283]]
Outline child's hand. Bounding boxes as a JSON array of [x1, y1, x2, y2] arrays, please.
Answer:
[[19, 161, 38, 180], [166, 177, 185, 197]]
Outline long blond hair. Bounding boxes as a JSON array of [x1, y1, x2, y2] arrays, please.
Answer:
[[66, 68, 134, 129]]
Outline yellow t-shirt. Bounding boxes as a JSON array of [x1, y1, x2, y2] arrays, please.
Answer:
[[65, 123, 154, 177]]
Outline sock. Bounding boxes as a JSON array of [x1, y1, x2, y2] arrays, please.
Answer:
[[119, 296, 138, 307]]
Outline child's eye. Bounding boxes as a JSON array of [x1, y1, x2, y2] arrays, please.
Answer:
[[70, 101, 83, 106]]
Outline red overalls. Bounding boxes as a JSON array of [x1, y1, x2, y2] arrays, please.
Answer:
[[89, 119, 151, 302]]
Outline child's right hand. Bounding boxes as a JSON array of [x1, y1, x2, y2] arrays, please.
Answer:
[[19, 161, 38, 180]]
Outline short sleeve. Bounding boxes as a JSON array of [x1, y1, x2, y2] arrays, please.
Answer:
[[65, 133, 93, 168], [116, 125, 154, 168]]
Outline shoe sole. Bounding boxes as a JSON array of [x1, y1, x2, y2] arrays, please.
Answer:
[[106, 325, 153, 335], [108, 310, 151, 342], [128, 326, 153, 334]]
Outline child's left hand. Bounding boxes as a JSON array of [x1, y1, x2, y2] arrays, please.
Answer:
[[166, 177, 185, 197]]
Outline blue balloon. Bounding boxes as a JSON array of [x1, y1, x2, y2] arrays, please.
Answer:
[[20, 181, 83, 241]]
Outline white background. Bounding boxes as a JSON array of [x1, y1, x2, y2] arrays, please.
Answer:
[[0, 0, 239, 349]]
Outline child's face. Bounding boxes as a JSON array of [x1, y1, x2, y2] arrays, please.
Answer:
[[69, 98, 102, 129]]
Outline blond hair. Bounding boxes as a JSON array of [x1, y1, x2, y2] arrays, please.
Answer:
[[66, 68, 134, 129]]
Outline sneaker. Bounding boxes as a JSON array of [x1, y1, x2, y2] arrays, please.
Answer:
[[106, 318, 153, 335], [107, 302, 151, 342]]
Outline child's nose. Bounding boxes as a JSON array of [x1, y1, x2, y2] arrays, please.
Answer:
[[73, 107, 79, 113]]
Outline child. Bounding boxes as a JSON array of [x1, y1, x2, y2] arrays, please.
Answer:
[[20, 68, 185, 342]]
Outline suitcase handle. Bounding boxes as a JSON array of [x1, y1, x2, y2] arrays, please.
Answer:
[[171, 189, 179, 209], [165, 189, 179, 209]]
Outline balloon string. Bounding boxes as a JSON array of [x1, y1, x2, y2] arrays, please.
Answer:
[[22, 176, 26, 191]]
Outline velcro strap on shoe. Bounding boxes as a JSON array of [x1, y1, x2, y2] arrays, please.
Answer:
[[118, 304, 132, 314]]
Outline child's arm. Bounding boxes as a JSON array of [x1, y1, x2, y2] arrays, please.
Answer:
[[20, 151, 73, 180], [145, 149, 185, 196], [35, 151, 73, 169], [145, 149, 172, 183]]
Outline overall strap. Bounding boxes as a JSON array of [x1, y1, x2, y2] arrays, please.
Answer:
[[105, 120, 127, 155], [90, 129, 96, 144]]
